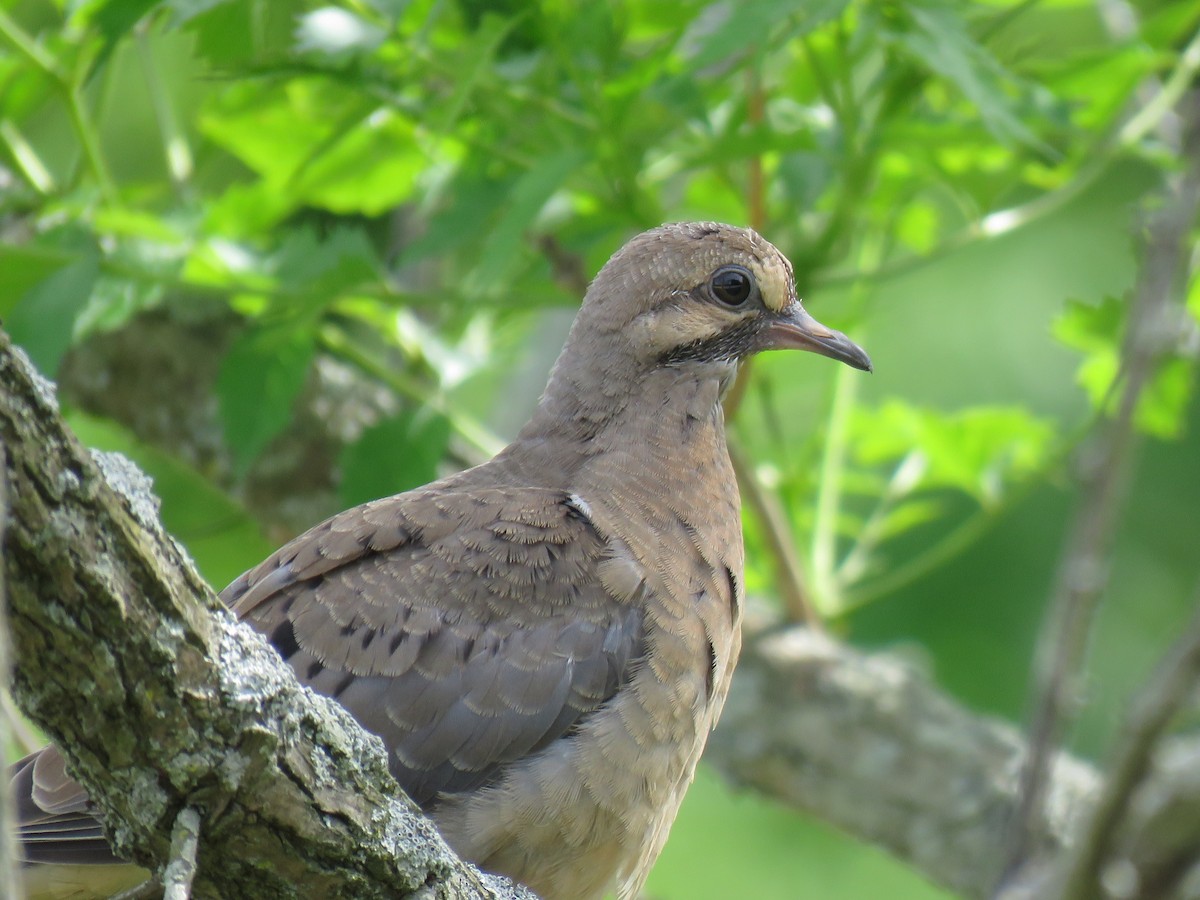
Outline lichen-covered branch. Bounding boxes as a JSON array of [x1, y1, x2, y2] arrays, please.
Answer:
[[0, 328, 534, 899]]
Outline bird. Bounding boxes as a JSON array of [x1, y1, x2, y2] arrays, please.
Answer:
[[11, 221, 872, 900]]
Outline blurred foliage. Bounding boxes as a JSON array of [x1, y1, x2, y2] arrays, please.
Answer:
[[2, 0, 1199, 897]]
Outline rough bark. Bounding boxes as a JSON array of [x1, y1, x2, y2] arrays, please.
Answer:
[[1, 328, 534, 898]]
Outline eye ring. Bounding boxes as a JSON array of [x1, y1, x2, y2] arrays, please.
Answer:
[[708, 265, 755, 306]]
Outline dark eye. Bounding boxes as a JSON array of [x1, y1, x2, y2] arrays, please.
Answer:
[[709, 266, 754, 306]]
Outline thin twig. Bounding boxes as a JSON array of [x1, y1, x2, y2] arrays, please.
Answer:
[[1000, 88, 1200, 887], [1061, 579, 1200, 900], [162, 807, 202, 900], [809, 356, 858, 611], [746, 63, 766, 234]]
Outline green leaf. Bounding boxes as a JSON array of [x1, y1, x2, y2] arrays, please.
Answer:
[[1136, 357, 1193, 440], [398, 171, 514, 266], [179, 0, 256, 66], [887, 0, 1044, 150], [1053, 296, 1193, 438], [878, 497, 946, 542], [895, 201, 940, 254], [271, 226, 381, 301], [681, 0, 848, 68], [851, 401, 1055, 508], [79, 0, 160, 77], [465, 150, 587, 295], [0, 244, 78, 311], [1052, 296, 1121, 410], [74, 275, 165, 339], [339, 410, 452, 507], [6, 253, 100, 374], [201, 82, 428, 215], [217, 324, 316, 476]]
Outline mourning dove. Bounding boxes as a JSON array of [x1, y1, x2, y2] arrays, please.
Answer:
[[12, 222, 871, 899]]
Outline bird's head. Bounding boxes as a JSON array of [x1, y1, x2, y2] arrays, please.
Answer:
[[559, 221, 871, 377], [531, 222, 871, 438]]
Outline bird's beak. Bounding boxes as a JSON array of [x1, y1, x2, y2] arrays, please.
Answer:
[[762, 302, 873, 372]]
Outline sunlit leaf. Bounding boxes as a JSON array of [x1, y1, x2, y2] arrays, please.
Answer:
[[851, 400, 1055, 507], [877, 497, 946, 542], [1052, 295, 1121, 406], [1136, 357, 1193, 440], [1053, 296, 1194, 438], [896, 201, 940, 253], [886, 0, 1045, 150], [201, 82, 430, 215]]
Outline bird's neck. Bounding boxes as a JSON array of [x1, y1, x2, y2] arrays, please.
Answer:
[[519, 361, 737, 459], [488, 363, 743, 558]]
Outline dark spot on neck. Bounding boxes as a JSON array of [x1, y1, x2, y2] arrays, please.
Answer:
[[705, 638, 717, 700], [724, 565, 740, 623]]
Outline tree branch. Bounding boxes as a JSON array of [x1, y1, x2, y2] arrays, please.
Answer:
[[1004, 86, 1200, 889], [0, 328, 534, 898], [707, 620, 1100, 899]]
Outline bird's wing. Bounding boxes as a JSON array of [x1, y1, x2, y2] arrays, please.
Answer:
[[12, 484, 647, 869], [224, 484, 647, 806], [11, 747, 116, 865]]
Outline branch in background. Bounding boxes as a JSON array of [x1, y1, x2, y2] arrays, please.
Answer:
[[707, 621, 1100, 900], [1062, 584, 1200, 900], [0, 330, 535, 899], [1004, 87, 1200, 886]]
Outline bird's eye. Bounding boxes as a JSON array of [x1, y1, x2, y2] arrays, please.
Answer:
[[709, 266, 754, 306]]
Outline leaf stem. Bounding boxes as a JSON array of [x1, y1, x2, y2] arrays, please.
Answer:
[[810, 356, 857, 612]]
